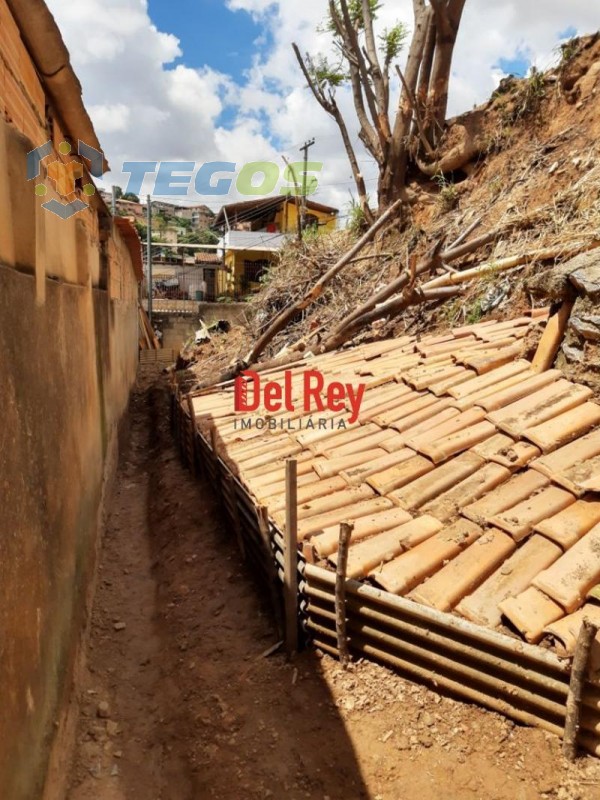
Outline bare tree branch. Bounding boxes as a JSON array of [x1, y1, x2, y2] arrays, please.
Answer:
[[292, 43, 374, 223]]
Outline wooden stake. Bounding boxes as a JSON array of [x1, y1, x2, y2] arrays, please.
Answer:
[[185, 393, 198, 478], [563, 618, 599, 761], [532, 292, 576, 374], [257, 505, 284, 640], [209, 424, 219, 457], [284, 459, 299, 659], [335, 521, 354, 668], [224, 474, 245, 561]]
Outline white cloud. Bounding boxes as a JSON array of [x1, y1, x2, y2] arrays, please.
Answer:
[[46, 0, 599, 213], [88, 103, 131, 133]]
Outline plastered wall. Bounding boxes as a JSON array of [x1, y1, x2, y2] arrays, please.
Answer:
[[0, 2, 140, 795]]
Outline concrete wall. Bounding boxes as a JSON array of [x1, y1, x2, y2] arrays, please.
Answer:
[[0, 3, 140, 796], [155, 303, 249, 350]]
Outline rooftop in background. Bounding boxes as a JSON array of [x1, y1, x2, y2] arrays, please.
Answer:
[[214, 196, 339, 229], [194, 252, 223, 264]]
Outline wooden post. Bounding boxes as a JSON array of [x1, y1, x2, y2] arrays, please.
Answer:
[[532, 292, 576, 373], [257, 505, 284, 640], [335, 521, 354, 668], [185, 393, 198, 478], [209, 424, 218, 457], [563, 619, 599, 761], [284, 459, 298, 659], [225, 474, 245, 561]]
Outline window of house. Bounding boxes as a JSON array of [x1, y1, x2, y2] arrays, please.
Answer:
[[240, 260, 269, 293], [303, 213, 319, 230]]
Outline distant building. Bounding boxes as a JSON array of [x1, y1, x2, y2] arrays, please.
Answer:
[[151, 200, 179, 216], [174, 204, 215, 230], [99, 191, 144, 219], [214, 196, 338, 297]]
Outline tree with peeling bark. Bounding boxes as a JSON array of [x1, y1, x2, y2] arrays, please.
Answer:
[[293, 0, 467, 219]]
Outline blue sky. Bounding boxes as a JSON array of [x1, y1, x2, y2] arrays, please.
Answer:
[[46, 0, 600, 210], [148, 0, 265, 80], [148, 0, 273, 129]]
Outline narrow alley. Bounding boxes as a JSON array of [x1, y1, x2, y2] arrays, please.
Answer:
[[65, 379, 369, 800]]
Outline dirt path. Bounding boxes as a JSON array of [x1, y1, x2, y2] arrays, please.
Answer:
[[66, 379, 600, 800]]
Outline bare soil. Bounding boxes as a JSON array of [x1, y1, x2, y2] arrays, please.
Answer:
[[66, 377, 600, 800]]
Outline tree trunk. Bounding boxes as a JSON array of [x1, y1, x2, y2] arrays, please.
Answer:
[[331, 103, 375, 226], [414, 14, 437, 141], [427, 0, 467, 145], [294, 0, 467, 217], [379, 1, 432, 213]]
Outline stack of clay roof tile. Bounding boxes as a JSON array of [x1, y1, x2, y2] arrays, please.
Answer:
[[191, 308, 600, 657]]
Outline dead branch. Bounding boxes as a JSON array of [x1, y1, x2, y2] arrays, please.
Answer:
[[424, 242, 600, 290], [395, 64, 435, 157], [335, 521, 354, 668], [320, 285, 461, 352], [563, 619, 598, 761], [292, 42, 374, 224], [238, 199, 404, 368]]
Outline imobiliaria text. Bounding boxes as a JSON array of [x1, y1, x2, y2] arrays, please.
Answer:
[[233, 369, 366, 430]]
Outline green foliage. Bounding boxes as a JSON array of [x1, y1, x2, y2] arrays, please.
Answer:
[[559, 37, 578, 65], [379, 23, 408, 66], [518, 67, 546, 116], [133, 220, 146, 241], [307, 54, 347, 91], [346, 0, 381, 27], [466, 300, 484, 325], [434, 173, 458, 213], [122, 192, 140, 202], [346, 195, 373, 234], [180, 229, 219, 245], [527, 67, 546, 98], [326, 0, 381, 31], [314, 3, 406, 99], [113, 185, 123, 200], [301, 224, 321, 245]]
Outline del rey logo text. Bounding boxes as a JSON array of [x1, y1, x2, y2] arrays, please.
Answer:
[[234, 370, 366, 424]]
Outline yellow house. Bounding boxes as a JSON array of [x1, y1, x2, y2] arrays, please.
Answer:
[[214, 196, 338, 297]]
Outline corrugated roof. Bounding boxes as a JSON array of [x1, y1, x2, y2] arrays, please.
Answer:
[[190, 309, 600, 656], [215, 196, 339, 227]]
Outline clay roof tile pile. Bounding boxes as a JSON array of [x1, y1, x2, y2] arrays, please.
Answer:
[[191, 308, 600, 658]]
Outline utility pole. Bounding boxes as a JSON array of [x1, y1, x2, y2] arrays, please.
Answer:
[[111, 185, 117, 215], [146, 194, 153, 325], [299, 138, 315, 234]]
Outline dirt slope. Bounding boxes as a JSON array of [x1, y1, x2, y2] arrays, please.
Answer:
[[64, 378, 600, 799], [184, 33, 600, 387]]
